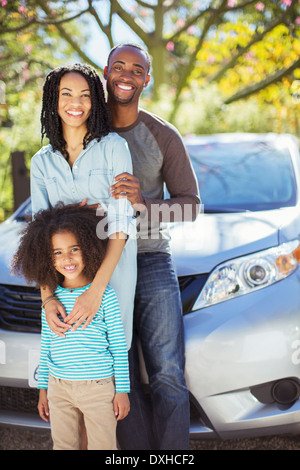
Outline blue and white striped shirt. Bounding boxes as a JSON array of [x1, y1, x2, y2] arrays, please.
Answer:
[[38, 284, 130, 393]]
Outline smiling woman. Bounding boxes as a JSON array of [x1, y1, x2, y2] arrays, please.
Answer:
[[40, 64, 111, 163], [30, 63, 137, 349]]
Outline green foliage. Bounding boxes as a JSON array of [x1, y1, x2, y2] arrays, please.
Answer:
[[1, 0, 300, 219], [143, 83, 299, 137], [0, 0, 86, 219]]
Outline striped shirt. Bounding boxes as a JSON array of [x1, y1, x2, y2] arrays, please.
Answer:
[[38, 284, 130, 393]]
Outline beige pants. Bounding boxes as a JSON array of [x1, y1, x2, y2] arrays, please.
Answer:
[[47, 375, 117, 450]]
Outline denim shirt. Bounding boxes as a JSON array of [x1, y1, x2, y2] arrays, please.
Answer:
[[30, 133, 136, 238], [30, 133, 137, 348]]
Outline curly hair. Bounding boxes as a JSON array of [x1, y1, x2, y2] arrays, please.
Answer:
[[41, 63, 110, 160], [12, 204, 108, 292]]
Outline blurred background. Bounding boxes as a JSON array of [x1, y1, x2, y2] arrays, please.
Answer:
[[0, 0, 299, 220]]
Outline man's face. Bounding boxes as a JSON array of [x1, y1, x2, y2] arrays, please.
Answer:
[[104, 46, 150, 105]]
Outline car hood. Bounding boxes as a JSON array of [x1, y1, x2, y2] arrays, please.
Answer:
[[170, 207, 300, 276], [0, 207, 299, 283], [0, 219, 28, 285]]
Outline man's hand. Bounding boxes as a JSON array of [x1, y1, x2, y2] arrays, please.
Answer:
[[64, 285, 104, 331], [113, 393, 130, 421], [45, 298, 70, 338], [110, 172, 146, 209]]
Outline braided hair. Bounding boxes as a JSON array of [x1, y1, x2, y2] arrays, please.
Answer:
[[11, 203, 108, 292], [41, 63, 110, 160]]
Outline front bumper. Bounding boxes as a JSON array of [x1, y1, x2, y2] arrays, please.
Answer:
[[1, 271, 300, 438], [184, 269, 300, 439]]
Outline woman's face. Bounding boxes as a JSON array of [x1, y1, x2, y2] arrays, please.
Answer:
[[57, 72, 92, 132]]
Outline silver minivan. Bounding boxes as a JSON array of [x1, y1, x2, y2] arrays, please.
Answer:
[[0, 133, 300, 438]]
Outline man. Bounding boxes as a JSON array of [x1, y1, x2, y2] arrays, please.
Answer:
[[104, 43, 200, 450]]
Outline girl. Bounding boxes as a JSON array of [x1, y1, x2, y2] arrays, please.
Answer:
[[30, 64, 136, 348], [12, 204, 130, 450]]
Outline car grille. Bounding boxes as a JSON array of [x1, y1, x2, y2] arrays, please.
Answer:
[[0, 386, 39, 414], [0, 284, 41, 333], [0, 274, 208, 334]]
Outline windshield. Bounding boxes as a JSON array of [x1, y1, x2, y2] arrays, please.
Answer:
[[187, 141, 297, 212]]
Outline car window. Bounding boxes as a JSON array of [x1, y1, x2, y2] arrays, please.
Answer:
[[187, 141, 297, 212]]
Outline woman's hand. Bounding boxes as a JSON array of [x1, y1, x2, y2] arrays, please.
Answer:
[[113, 393, 130, 421], [38, 389, 50, 422], [45, 298, 70, 338], [65, 284, 104, 331], [65, 235, 126, 331]]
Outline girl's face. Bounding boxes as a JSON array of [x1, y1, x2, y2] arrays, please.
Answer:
[[57, 72, 92, 133], [52, 230, 89, 289]]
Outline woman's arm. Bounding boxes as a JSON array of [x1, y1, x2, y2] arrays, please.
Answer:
[[65, 138, 135, 331], [65, 234, 126, 330], [31, 154, 69, 336]]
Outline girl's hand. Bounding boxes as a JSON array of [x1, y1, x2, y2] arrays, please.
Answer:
[[113, 393, 130, 421], [45, 299, 70, 338], [38, 389, 50, 422], [65, 285, 104, 331]]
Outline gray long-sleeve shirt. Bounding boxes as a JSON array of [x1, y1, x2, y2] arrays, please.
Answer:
[[113, 109, 200, 253]]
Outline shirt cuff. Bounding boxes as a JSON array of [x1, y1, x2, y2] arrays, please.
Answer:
[[107, 216, 136, 238]]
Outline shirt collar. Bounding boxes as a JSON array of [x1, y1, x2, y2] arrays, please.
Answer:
[[50, 138, 98, 160]]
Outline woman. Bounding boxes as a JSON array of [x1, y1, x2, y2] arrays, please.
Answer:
[[30, 63, 136, 348]]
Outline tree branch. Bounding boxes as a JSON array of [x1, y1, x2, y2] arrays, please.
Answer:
[[35, 0, 102, 71], [167, 9, 208, 43], [136, 0, 156, 10], [208, 12, 291, 84], [0, 8, 90, 34], [112, 0, 150, 44], [87, 0, 113, 47], [224, 57, 300, 104], [171, 0, 228, 109]]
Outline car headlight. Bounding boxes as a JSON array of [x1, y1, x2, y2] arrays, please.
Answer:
[[193, 240, 300, 310]]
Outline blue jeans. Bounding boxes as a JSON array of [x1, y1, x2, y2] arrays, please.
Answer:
[[117, 252, 190, 450]]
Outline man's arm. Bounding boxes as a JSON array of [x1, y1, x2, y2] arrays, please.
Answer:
[[110, 130, 200, 223]]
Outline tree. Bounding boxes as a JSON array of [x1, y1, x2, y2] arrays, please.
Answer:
[[1, 0, 299, 218], [1, 1, 299, 110], [0, 0, 86, 218]]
